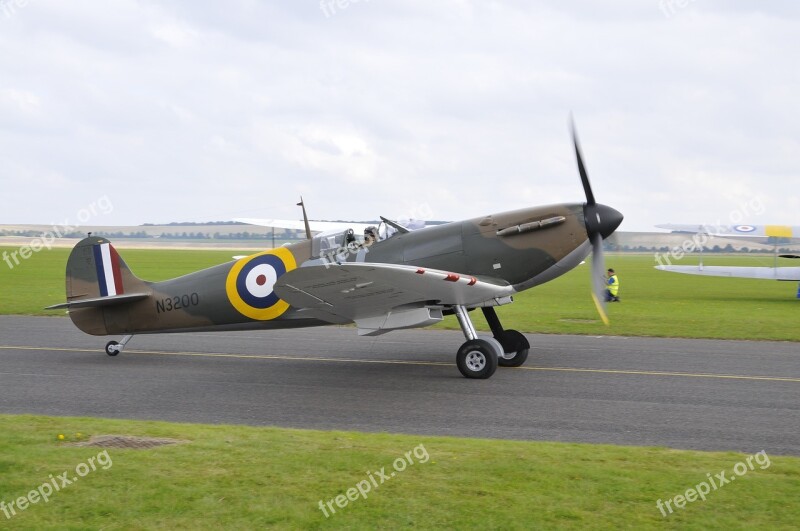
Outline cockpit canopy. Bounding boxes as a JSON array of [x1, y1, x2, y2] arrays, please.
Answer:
[[311, 228, 358, 258], [309, 218, 427, 260]]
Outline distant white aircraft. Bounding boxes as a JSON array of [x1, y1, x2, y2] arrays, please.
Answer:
[[232, 198, 431, 259], [654, 223, 800, 293], [655, 223, 800, 243], [235, 217, 427, 238], [236, 196, 429, 238]]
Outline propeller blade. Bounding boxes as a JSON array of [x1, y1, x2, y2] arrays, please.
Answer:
[[590, 232, 610, 325], [571, 117, 619, 325], [571, 119, 595, 206]]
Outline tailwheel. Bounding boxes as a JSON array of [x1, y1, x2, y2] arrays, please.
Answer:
[[104, 334, 133, 357], [456, 339, 498, 379], [105, 341, 120, 357], [496, 330, 530, 368]]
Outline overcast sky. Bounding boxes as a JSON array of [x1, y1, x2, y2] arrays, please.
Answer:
[[1, 1, 797, 231]]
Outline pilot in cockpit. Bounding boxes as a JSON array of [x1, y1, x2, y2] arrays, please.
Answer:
[[364, 226, 379, 245], [344, 228, 356, 245]]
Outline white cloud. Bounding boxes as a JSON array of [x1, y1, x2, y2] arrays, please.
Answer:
[[149, 21, 200, 48], [0, 1, 797, 229]]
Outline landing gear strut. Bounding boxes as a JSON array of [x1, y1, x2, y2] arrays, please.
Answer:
[[453, 305, 503, 379], [105, 335, 133, 356], [482, 307, 530, 368]]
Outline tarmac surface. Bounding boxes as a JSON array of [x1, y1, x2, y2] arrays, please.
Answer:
[[1, 316, 798, 455]]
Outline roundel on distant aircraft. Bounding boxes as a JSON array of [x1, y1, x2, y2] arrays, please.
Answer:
[[734, 225, 756, 233], [225, 248, 297, 320]]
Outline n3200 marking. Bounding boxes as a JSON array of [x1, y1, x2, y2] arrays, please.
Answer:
[[156, 293, 199, 314]]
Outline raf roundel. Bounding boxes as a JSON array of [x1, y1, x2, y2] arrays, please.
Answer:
[[734, 225, 756, 233], [225, 248, 297, 320]]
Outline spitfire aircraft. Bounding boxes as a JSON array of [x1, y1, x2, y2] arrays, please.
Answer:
[[47, 126, 623, 379], [655, 223, 800, 291]]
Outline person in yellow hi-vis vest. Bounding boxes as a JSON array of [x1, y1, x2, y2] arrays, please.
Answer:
[[605, 268, 620, 302]]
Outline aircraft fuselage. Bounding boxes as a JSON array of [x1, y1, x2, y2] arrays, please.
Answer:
[[68, 202, 613, 335]]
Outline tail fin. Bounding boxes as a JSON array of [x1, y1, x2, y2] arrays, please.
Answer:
[[47, 237, 150, 309]]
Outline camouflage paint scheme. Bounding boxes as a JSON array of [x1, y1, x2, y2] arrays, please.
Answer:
[[57, 202, 621, 337]]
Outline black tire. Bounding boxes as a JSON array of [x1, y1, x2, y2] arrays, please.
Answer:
[[456, 339, 498, 379], [105, 341, 120, 357], [496, 330, 530, 368]]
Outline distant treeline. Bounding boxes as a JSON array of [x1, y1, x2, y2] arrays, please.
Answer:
[[1, 229, 88, 238], [0, 228, 793, 250], [0, 229, 303, 240], [155, 231, 303, 240], [138, 220, 391, 226], [141, 221, 248, 226]]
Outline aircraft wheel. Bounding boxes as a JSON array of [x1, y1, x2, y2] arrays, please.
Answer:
[[105, 341, 120, 357], [496, 330, 530, 368], [456, 339, 498, 379]]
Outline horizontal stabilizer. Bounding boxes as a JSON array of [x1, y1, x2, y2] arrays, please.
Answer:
[[45, 292, 150, 310]]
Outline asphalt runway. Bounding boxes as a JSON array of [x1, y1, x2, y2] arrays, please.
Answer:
[[1, 316, 798, 455]]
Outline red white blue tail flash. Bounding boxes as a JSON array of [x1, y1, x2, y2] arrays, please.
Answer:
[[93, 243, 124, 296]]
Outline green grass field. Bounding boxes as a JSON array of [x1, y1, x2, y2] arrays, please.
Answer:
[[1, 415, 798, 529], [1, 245, 797, 341], [1, 248, 798, 528]]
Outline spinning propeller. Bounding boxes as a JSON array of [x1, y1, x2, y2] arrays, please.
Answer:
[[571, 120, 624, 325]]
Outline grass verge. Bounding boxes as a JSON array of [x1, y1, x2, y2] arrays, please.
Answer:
[[0, 415, 798, 528]]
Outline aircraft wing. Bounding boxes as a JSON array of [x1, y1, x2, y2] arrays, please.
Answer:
[[235, 218, 374, 233], [274, 263, 514, 335], [655, 265, 800, 281], [656, 223, 800, 240]]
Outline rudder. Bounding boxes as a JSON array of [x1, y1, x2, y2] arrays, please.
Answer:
[[65, 237, 148, 301], [46, 238, 152, 335]]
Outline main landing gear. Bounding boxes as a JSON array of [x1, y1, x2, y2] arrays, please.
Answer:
[[452, 306, 530, 379], [105, 335, 133, 356]]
